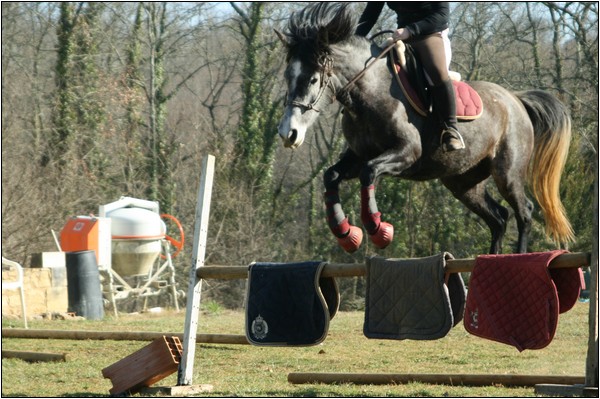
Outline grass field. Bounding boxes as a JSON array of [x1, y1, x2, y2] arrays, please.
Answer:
[[1, 300, 590, 397]]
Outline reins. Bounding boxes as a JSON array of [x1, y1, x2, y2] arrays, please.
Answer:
[[336, 32, 398, 101]]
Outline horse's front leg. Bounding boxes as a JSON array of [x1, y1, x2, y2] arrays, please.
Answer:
[[359, 148, 420, 249], [323, 149, 364, 253]]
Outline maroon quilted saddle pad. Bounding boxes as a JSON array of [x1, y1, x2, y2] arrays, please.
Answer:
[[463, 250, 584, 351]]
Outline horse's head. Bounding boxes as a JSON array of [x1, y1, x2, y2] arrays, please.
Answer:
[[277, 3, 355, 149], [277, 51, 335, 149]]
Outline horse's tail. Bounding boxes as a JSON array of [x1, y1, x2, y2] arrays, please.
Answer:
[[517, 90, 575, 246]]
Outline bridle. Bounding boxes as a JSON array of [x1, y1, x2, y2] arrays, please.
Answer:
[[285, 31, 398, 112], [285, 55, 336, 113], [287, 78, 336, 113]]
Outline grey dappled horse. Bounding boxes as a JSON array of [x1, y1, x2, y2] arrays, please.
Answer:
[[277, 3, 574, 254]]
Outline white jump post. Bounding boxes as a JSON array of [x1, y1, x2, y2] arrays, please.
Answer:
[[177, 154, 215, 386]]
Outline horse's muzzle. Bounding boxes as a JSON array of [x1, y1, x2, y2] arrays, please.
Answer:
[[278, 108, 307, 149], [279, 128, 303, 149], [282, 129, 298, 148]]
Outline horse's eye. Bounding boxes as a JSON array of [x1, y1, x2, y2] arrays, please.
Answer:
[[310, 77, 318, 85]]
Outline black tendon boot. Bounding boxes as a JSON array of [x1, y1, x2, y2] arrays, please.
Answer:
[[431, 79, 465, 151]]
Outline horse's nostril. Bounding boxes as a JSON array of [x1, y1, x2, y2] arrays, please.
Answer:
[[289, 129, 298, 144]]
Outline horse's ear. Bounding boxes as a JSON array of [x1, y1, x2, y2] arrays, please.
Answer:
[[274, 29, 288, 46]]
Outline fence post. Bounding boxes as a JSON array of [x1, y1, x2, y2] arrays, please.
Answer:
[[177, 154, 215, 386]]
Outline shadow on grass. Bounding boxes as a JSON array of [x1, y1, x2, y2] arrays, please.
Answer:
[[262, 387, 406, 398], [199, 344, 242, 351]]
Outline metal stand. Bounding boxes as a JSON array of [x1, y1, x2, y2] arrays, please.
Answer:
[[101, 239, 180, 315]]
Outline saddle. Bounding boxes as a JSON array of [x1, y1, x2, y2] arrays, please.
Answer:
[[364, 253, 466, 340], [390, 41, 483, 120], [463, 250, 585, 351], [245, 261, 339, 346]]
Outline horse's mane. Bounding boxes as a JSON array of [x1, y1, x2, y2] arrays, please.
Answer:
[[284, 3, 356, 68]]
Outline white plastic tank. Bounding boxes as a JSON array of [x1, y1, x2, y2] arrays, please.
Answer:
[[101, 198, 166, 277]]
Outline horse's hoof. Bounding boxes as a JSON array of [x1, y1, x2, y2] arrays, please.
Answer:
[[336, 225, 363, 253], [369, 222, 394, 249]]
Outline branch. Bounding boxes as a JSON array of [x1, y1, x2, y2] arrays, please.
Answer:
[[163, 60, 212, 101], [229, 2, 248, 22]]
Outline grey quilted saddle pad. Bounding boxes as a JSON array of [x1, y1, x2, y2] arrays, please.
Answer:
[[364, 253, 465, 340]]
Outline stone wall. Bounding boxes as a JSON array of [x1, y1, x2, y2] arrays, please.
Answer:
[[2, 253, 68, 319]]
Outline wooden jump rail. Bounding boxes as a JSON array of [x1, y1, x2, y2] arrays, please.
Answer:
[[197, 252, 591, 280]]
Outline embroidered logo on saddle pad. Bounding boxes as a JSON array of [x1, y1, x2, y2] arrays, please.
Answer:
[[245, 261, 340, 347]]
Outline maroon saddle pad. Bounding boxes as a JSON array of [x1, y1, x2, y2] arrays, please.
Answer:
[[463, 250, 584, 351], [392, 62, 483, 120]]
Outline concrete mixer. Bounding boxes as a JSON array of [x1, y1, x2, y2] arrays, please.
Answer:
[[106, 206, 165, 277], [60, 197, 184, 315]]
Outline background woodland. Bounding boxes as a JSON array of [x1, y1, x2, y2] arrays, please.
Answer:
[[2, 2, 597, 308]]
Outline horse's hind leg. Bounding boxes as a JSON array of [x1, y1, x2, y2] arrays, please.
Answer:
[[492, 167, 534, 253], [323, 149, 364, 252], [442, 170, 510, 254], [487, 127, 534, 253]]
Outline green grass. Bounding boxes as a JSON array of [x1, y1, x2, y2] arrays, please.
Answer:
[[1, 302, 590, 397]]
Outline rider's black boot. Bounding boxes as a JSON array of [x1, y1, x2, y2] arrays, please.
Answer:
[[431, 79, 465, 151]]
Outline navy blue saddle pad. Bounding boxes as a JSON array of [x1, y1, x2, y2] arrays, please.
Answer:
[[245, 261, 339, 346]]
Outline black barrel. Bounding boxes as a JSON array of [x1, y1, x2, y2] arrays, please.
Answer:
[[66, 250, 104, 320]]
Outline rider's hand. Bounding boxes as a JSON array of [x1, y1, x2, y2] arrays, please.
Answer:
[[392, 28, 410, 41]]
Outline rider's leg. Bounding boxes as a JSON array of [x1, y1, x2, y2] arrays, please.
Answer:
[[410, 33, 465, 151], [431, 80, 465, 151]]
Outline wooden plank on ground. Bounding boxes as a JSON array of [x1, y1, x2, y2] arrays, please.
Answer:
[[534, 383, 598, 397], [2, 350, 67, 362], [1, 328, 248, 344], [288, 372, 585, 387]]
